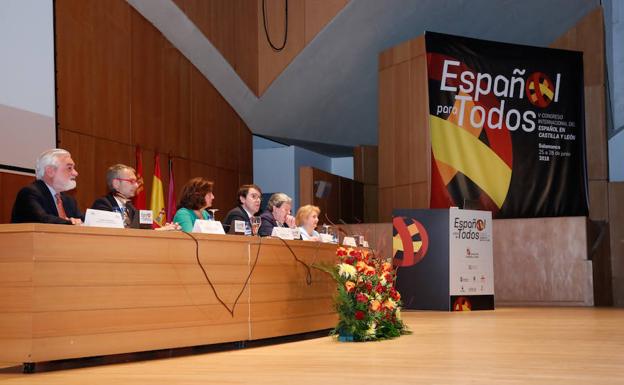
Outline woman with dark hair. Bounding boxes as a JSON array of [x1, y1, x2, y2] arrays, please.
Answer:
[[173, 177, 215, 232]]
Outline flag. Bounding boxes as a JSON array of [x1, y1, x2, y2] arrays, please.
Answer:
[[166, 155, 176, 222], [133, 145, 146, 210], [150, 152, 166, 228]]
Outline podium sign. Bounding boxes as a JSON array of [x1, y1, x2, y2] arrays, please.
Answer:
[[392, 208, 494, 311]]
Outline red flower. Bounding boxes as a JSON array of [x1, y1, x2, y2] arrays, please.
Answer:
[[375, 284, 385, 294], [345, 256, 355, 265], [390, 288, 401, 301], [355, 293, 368, 303], [355, 310, 365, 320], [349, 249, 362, 260], [365, 282, 373, 292], [337, 247, 347, 257]]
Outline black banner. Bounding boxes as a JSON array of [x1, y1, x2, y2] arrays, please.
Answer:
[[426, 32, 588, 218]]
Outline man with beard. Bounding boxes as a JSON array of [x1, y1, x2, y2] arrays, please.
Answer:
[[11, 148, 82, 225]]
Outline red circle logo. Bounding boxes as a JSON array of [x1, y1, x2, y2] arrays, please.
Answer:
[[525, 72, 555, 108], [392, 217, 429, 267]]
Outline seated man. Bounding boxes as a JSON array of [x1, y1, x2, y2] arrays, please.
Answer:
[[11, 148, 82, 225], [91, 164, 180, 231], [91, 164, 141, 228], [222, 184, 262, 234], [258, 192, 296, 237]]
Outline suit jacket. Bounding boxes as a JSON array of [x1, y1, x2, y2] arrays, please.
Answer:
[[258, 210, 289, 237], [11, 180, 82, 224], [91, 193, 140, 229], [222, 205, 253, 232]]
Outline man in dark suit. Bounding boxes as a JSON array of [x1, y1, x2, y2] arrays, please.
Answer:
[[223, 184, 262, 235], [91, 164, 140, 228], [11, 148, 82, 225]]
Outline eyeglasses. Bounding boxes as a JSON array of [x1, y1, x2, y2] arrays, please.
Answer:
[[115, 178, 138, 184]]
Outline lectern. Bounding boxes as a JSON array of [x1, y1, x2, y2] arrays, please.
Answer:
[[392, 208, 494, 311]]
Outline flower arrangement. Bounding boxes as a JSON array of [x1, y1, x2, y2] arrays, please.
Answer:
[[316, 246, 409, 341]]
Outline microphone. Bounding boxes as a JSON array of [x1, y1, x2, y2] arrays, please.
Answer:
[[324, 213, 347, 235]]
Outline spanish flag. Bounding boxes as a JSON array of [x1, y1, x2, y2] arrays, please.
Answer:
[[150, 152, 166, 228]]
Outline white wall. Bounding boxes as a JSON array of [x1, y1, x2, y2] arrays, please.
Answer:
[[253, 136, 354, 210], [331, 157, 354, 179], [605, 0, 624, 180], [253, 146, 295, 207], [609, 129, 624, 181]]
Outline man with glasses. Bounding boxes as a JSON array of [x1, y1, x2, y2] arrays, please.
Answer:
[[92, 164, 181, 230], [223, 184, 262, 235], [91, 164, 141, 228]]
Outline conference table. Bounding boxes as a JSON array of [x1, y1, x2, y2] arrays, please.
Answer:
[[0, 224, 338, 366]]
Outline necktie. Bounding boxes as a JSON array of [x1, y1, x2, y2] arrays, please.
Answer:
[[55, 193, 68, 219]]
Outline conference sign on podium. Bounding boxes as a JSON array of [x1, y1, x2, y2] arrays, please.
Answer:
[[392, 208, 494, 311]]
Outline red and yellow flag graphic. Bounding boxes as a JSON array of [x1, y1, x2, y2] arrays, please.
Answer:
[[150, 152, 166, 227]]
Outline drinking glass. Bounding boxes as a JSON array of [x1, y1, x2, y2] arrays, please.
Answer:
[[250, 216, 261, 236], [208, 208, 219, 221]]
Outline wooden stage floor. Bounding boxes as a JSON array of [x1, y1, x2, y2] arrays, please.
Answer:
[[1, 307, 623, 384]]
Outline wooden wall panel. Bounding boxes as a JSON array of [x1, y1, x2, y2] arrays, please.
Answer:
[[238, 117, 253, 176], [299, 166, 314, 207], [163, 45, 191, 158], [353, 145, 377, 185], [378, 37, 429, 220], [393, 61, 411, 185], [175, 0, 346, 97], [55, 0, 93, 136], [175, 0, 259, 95], [216, 168, 240, 214], [409, 52, 430, 185], [91, 1, 131, 143], [131, 11, 165, 152], [258, 0, 305, 95], [304, 0, 348, 43], [299, 167, 364, 224], [0, 173, 34, 224], [584, 85, 608, 181], [378, 67, 394, 189], [354, 145, 378, 223], [1, 0, 256, 224], [550, 8, 608, 181]]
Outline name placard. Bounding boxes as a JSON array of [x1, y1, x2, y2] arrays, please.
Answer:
[[192, 219, 225, 234], [319, 233, 334, 243], [342, 236, 357, 247], [84, 208, 124, 229], [271, 227, 300, 240], [139, 210, 153, 225], [234, 220, 247, 233]]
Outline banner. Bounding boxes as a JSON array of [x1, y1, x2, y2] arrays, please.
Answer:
[[426, 32, 588, 218]]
